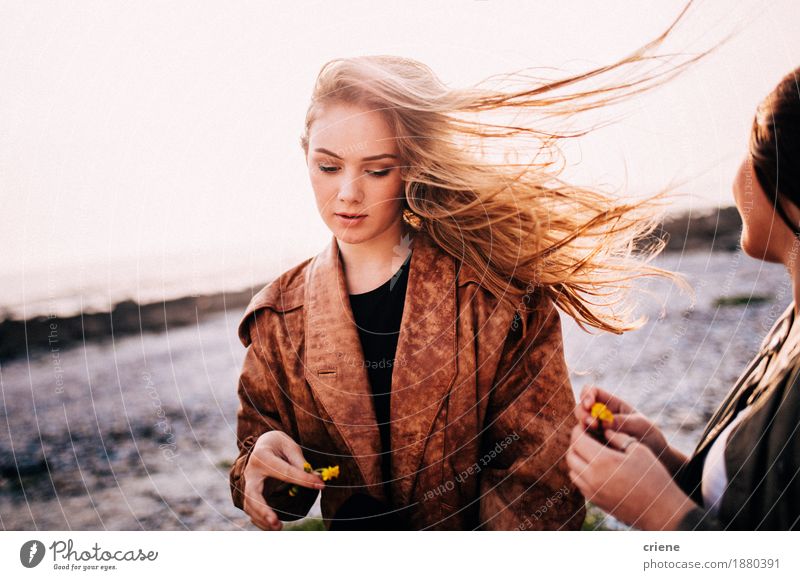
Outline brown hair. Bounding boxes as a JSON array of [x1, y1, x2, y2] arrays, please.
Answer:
[[750, 66, 800, 236]]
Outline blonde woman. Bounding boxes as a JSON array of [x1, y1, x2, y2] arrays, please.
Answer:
[[229, 10, 701, 531]]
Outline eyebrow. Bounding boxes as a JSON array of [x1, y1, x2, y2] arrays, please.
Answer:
[[313, 147, 398, 162]]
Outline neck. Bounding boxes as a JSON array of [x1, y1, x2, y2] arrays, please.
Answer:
[[336, 218, 412, 275]]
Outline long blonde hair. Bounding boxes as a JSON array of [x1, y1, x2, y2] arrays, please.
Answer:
[[300, 3, 709, 335]]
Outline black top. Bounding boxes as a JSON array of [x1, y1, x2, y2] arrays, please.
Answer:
[[348, 250, 412, 493]]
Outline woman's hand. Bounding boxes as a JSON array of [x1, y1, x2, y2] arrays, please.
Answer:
[[567, 424, 697, 530], [242, 431, 325, 531], [576, 385, 687, 475]]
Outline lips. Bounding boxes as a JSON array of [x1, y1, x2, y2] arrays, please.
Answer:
[[335, 213, 367, 218]]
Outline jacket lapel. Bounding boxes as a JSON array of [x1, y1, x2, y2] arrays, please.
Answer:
[[303, 234, 384, 497], [692, 304, 795, 458], [303, 228, 459, 506], [388, 229, 458, 506]]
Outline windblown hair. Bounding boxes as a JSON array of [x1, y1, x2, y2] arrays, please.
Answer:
[[300, 3, 710, 335]]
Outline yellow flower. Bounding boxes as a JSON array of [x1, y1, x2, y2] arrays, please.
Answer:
[[590, 402, 614, 424], [288, 463, 341, 497], [319, 465, 340, 481]]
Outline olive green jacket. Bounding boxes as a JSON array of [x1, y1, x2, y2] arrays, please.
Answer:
[[675, 302, 800, 530]]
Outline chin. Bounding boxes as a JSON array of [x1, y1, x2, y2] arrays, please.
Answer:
[[740, 233, 783, 263], [335, 233, 365, 245], [330, 226, 371, 245], [739, 233, 761, 259]]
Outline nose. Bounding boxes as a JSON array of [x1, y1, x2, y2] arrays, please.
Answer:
[[337, 170, 364, 205]]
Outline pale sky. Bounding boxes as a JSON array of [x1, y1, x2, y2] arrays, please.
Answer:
[[2, 0, 800, 280]]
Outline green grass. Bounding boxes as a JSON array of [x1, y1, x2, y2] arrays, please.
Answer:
[[284, 518, 326, 531], [581, 503, 621, 531], [713, 294, 771, 307], [280, 504, 616, 531]]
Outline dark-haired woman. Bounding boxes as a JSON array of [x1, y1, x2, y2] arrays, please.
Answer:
[[567, 67, 800, 530]]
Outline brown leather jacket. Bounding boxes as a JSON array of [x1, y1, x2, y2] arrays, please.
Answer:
[[229, 227, 586, 530]]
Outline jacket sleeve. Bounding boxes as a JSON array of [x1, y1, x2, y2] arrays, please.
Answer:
[[477, 296, 586, 530], [674, 506, 724, 530], [229, 311, 319, 521], [676, 360, 800, 531]]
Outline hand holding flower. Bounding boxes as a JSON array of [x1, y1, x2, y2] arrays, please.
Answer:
[[288, 462, 340, 497], [575, 384, 687, 475], [589, 402, 614, 442], [566, 424, 697, 530], [242, 431, 326, 531]]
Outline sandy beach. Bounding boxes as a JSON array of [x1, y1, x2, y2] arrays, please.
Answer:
[[0, 248, 790, 530]]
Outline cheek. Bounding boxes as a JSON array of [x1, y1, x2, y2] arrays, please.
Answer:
[[733, 180, 754, 220], [309, 174, 337, 211], [371, 176, 404, 210]]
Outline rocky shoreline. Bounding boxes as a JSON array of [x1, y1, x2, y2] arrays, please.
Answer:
[[0, 288, 259, 362], [0, 207, 743, 364], [657, 205, 742, 252]]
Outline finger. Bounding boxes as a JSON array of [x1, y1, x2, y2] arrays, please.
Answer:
[[608, 413, 649, 436], [580, 384, 617, 410], [581, 413, 608, 431], [579, 385, 598, 410], [242, 472, 282, 526], [583, 386, 634, 415], [568, 469, 595, 503], [247, 501, 279, 530], [279, 439, 323, 482], [259, 504, 281, 529], [259, 516, 283, 531], [243, 482, 281, 528], [566, 448, 589, 475], [574, 401, 592, 424], [568, 469, 590, 493], [250, 514, 274, 531], [249, 516, 265, 530], [252, 513, 282, 531], [570, 425, 609, 463], [570, 423, 585, 446], [264, 454, 325, 489], [603, 429, 637, 453]]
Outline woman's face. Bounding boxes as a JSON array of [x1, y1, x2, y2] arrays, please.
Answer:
[[732, 155, 796, 264], [305, 102, 405, 245]]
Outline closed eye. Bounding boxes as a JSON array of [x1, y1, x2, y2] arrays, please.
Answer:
[[317, 165, 392, 177]]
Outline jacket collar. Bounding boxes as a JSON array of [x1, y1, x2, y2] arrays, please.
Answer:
[[303, 226, 458, 505], [692, 302, 798, 458]]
